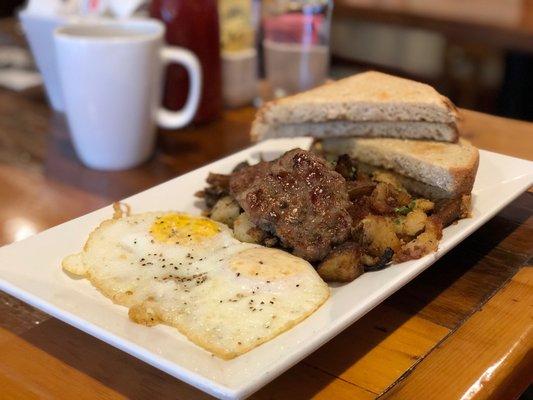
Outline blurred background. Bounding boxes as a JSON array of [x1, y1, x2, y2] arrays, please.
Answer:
[[328, 0, 533, 121], [1, 0, 532, 121]]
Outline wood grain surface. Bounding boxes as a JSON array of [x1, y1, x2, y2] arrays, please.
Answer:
[[1, 19, 533, 399], [383, 267, 533, 400]]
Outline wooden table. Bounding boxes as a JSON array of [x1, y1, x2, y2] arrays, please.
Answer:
[[1, 83, 532, 399], [334, 0, 533, 53]]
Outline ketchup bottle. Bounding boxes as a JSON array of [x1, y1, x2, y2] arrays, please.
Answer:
[[150, 0, 222, 124]]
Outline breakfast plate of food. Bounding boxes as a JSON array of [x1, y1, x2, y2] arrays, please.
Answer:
[[1, 72, 532, 399]]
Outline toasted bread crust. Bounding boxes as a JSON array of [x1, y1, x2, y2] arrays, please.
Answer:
[[321, 137, 479, 197], [261, 72, 458, 123], [252, 71, 460, 142], [448, 148, 480, 195]]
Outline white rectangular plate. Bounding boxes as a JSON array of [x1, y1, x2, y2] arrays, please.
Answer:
[[1, 138, 532, 399]]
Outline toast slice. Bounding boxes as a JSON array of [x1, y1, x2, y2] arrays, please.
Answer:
[[320, 137, 479, 197], [253, 120, 457, 142], [252, 71, 459, 142]]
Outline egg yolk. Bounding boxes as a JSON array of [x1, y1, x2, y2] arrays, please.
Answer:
[[151, 214, 220, 244]]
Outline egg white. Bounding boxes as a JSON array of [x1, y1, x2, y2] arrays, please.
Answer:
[[62, 212, 329, 359]]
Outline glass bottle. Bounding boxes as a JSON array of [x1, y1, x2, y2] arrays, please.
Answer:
[[150, 0, 222, 124], [262, 0, 333, 98]]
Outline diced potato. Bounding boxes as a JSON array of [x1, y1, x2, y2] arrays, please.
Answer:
[[210, 196, 240, 228], [361, 254, 378, 266], [395, 187, 412, 207], [414, 198, 434, 212], [317, 243, 363, 282], [360, 215, 401, 256], [233, 212, 266, 243], [395, 217, 443, 262], [370, 182, 411, 214], [372, 171, 401, 188], [364, 247, 394, 271], [402, 209, 427, 237]]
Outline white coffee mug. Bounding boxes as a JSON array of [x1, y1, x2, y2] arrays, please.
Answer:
[[54, 19, 201, 170], [19, 11, 72, 111]]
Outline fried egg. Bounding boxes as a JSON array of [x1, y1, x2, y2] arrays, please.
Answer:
[[62, 211, 329, 359]]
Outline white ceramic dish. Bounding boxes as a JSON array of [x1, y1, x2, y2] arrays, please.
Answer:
[[1, 138, 532, 399]]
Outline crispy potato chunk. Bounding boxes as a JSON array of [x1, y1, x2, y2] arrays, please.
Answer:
[[372, 171, 401, 189], [414, 198, 434, 212], [210, 196, 240, 228], [401, 209, 428, 237], [317, 242, 363, 282], [361, 254, 378, 266], [364, 247, 394, 271], [233, 212, 266, 243], [395, 217, 443, 262], [360, 215, 401, 256], [370, 182, 411, 214]]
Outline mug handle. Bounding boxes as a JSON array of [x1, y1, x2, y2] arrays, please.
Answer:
[[157, 47, 202, 129]]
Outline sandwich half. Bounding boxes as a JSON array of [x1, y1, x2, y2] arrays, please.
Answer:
[[252, 71, 460, 142], [320, 137, 479, 199]]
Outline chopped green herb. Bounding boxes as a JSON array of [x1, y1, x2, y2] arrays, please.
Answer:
[[395, 200, 416, 215]]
